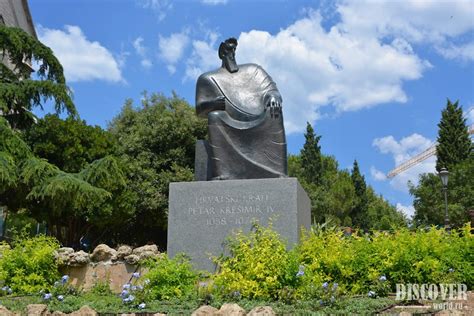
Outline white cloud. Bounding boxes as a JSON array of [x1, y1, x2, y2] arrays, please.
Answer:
[[185, 10, 429, 134], [370, 166, 387, 181], [158, 32, 190, 74], [201, 0, 228, 5], [37, 25, 123, 83], [184, 1, 473, 134], [436, 42, 474, 62], [137, 0, 173, 21], [133, 37, 153, 69], [373, 133, 436, 192], [185, 30, 219, 81], [396, 203, 415, 218], [338, 0, 474, 43]]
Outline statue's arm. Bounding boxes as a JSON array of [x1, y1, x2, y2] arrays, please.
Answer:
[[195, 75, 226, 118]]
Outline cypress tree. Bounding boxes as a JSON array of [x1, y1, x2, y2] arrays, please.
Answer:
[[301, 122, 322, 185], [436, 99, 472, 172], [351, 160, 368, 229]]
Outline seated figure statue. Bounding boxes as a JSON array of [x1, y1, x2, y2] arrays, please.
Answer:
[[195, 37, 287, 180]]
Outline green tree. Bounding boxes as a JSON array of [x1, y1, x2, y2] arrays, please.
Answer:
[[436, 99, 472, 172], [108, 92, 207, 245], [351, 160, 368, 229], [300, 122, 323, 185], [0, 116, 129, 246], [410, 158, 473, 228], [0, 26, 75, 129], [23, 114, 117, 173], [365, 188, 407, 230]]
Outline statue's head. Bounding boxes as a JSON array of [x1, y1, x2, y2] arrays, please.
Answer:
[[218, 37, 239, 73]]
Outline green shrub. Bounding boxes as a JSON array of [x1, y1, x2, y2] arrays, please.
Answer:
[[0, 235, 60, 294], [299, 223, 473, 296], [213, 222, 300, 300], [141, 253, 198, 300]]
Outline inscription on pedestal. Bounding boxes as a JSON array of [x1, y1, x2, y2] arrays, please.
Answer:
[[167, 178, 311, 271]]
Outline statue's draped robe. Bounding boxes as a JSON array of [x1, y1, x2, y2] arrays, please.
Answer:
[[196, 63, 287, 180]]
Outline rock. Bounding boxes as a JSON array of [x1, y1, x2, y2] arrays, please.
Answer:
[[216, 303, 245, 316], [132, 244, 159, 260], [124, 254, 140, 265], [51, 312, 67, 316], [153, 314, 167, 316], [55, 247, 74, 264], [69, 306, 98, 316], [26, 304, 49, 315], [247, 306, 276, 316], [69, 250, 90, 266], [116, 245, 133, 260], [435, 310, 464, 315], [0, 305, 16, 316], [91, 244, 117, 262], [191, 305, 218, 316]]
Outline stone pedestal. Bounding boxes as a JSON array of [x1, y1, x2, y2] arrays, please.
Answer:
[[167, 178, 311, 271]]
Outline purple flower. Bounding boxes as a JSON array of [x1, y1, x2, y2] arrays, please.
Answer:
[[131, 286, 137, 291], [138, 303, 146, 309], [123, 283, 131, 290], [57, 295, 64, 301], [132, 272, 140, 278], [322, 282, 329, 289], [379, 275, 387, 282], [61, 275, 69, 284], [43, 293, 52, 300], [368, 290, 376, 298], [120, 290, 129, 298], [128, 294, 135, 302]]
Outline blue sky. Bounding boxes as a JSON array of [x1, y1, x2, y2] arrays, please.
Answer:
[[29, 0, 474, 218]]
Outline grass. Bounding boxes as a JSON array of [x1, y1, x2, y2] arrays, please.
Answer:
[[0, 294, 398, 315]]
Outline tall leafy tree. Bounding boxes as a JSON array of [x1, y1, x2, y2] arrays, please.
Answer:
[[351, 160, 368, 229], [1, 115, 134, 246], [436, 99, 472, 172], [301, 122, 323, 185], [23, 114, 117, 173], [0, 27, 134, 246], [108, 91, 207, 245], [410, 158, 473, 228], [0, 26, 76, 129]]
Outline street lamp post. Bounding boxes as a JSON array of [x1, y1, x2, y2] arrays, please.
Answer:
[[439, 168, 449, 231]]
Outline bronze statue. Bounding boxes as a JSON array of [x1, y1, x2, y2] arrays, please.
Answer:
[[195, 37, 287, 180]]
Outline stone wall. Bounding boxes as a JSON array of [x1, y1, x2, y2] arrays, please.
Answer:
[[56, 244, 159, 293]]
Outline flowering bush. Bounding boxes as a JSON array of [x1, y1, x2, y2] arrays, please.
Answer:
[[0, 235, 60, 294], [213, 222, 300, 300]]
